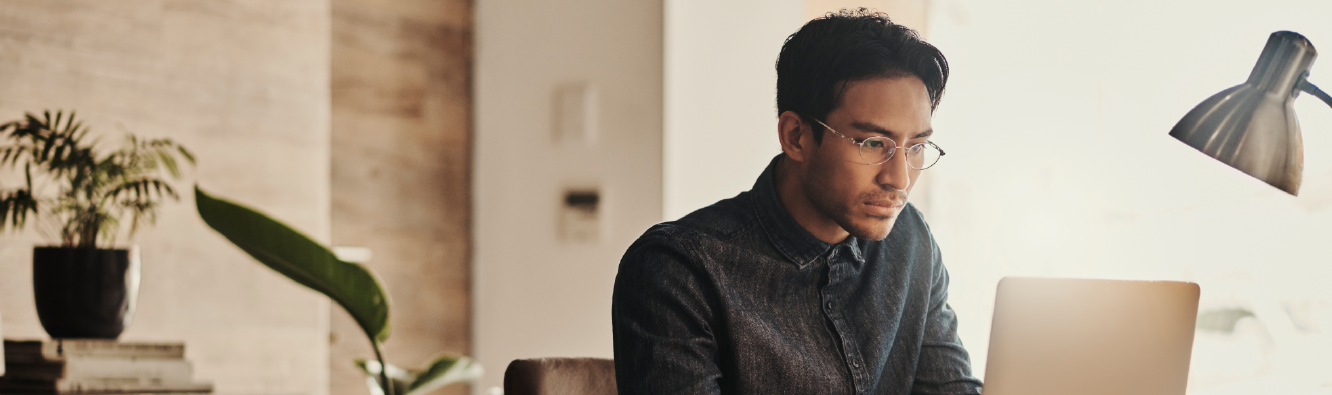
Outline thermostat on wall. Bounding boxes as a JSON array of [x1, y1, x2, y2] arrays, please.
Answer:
[[559, 189, 600, 243]]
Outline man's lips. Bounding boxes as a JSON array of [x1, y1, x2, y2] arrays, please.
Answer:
[[863, 200, 904, 216]]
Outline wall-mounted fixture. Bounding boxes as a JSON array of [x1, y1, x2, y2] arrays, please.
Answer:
[[559, 189, 601, 243], [554, 83, 599, 146]]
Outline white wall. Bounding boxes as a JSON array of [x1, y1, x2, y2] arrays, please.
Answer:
[[804, 0, 928, 33], [923, 0, 1332, 393], [663, 0, 802, 220], [473, 0, 663, 392]]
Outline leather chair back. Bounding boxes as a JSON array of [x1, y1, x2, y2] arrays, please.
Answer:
[[503, 357, 617, 395]]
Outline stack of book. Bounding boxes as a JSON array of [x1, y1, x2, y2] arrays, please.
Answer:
[[0, 339, 212, 394]]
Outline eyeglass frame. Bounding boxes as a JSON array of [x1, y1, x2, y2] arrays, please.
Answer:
[[808, 117, 946, 169]]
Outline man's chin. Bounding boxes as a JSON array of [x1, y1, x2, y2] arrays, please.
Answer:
[[844, 215, 899, 241]]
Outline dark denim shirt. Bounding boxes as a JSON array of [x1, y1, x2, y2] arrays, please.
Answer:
[[612, 155, 983, 395]]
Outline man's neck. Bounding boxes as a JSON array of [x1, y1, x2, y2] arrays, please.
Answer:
[[774, 156, 850, 245]]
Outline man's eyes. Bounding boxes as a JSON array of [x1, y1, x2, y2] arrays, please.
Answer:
[[859, 137, 929, 147]]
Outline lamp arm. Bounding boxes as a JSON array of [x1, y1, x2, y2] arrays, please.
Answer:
[[1299, 79, 1332, 108]]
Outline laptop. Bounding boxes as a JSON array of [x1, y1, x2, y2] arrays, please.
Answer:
[[982, 277, 1200, 395]]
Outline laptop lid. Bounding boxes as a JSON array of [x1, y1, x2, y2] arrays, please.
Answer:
[[982, 277, 1200, 395]]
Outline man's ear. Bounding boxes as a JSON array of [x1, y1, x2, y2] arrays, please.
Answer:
[[777, 111, 815, 163]]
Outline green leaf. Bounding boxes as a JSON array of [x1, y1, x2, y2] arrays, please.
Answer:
[[194, 186, 391, 342], [356, 355, 482, 395], [406, 355, 483, 394], [177, 145, 196, 165]]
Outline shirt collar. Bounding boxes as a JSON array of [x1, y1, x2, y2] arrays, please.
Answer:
[[752, 154, 850, 269]]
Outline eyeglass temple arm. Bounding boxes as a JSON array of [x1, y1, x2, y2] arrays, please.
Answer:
[[1299, 78, 1332, 109]]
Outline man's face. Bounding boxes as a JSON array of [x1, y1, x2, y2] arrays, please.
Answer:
[[802, 76, 934, 241]]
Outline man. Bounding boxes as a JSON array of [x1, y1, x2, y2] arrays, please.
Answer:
[[612, 9, 982, 395]]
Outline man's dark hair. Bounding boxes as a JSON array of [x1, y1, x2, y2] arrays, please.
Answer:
[[776, 8, 949, 143]]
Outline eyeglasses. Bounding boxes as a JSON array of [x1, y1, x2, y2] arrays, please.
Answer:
[[811, 118, 945, 170]]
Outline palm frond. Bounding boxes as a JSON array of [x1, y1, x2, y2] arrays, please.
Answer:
[[0, 189, 39, 230], [0, 110, 194, 247]]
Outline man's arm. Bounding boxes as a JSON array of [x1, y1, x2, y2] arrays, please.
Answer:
[[612, 227, 723, 394], [911, 243, 984, 395]]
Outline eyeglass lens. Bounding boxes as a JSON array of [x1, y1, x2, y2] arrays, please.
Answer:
[[859, 137, 942, 169]]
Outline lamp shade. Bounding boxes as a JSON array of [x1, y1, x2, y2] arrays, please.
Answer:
[[1169, 31, 1315, 195]]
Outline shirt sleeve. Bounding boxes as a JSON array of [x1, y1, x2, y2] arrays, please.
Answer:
[[911, 240, 985, 395], [612, 226, 724, 395]]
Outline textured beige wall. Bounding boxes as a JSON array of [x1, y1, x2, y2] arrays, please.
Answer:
[[0, 1, 332, 395], [329, 0, 473, 395]]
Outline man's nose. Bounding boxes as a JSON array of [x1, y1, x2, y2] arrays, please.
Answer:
[[876, 147, 912, 191]]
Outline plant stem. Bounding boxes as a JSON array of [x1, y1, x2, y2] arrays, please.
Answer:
[[372, 339, 394, 395]]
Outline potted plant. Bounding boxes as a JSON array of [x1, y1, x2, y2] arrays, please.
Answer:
[[195, 187, 480, 395], [0, 110, 194, 339]]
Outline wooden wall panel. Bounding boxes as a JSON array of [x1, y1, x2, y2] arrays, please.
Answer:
[[330, 1, 473, 394]]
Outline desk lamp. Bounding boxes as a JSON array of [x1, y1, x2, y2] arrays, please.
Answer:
[[1170, 31, 1332, 195]]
